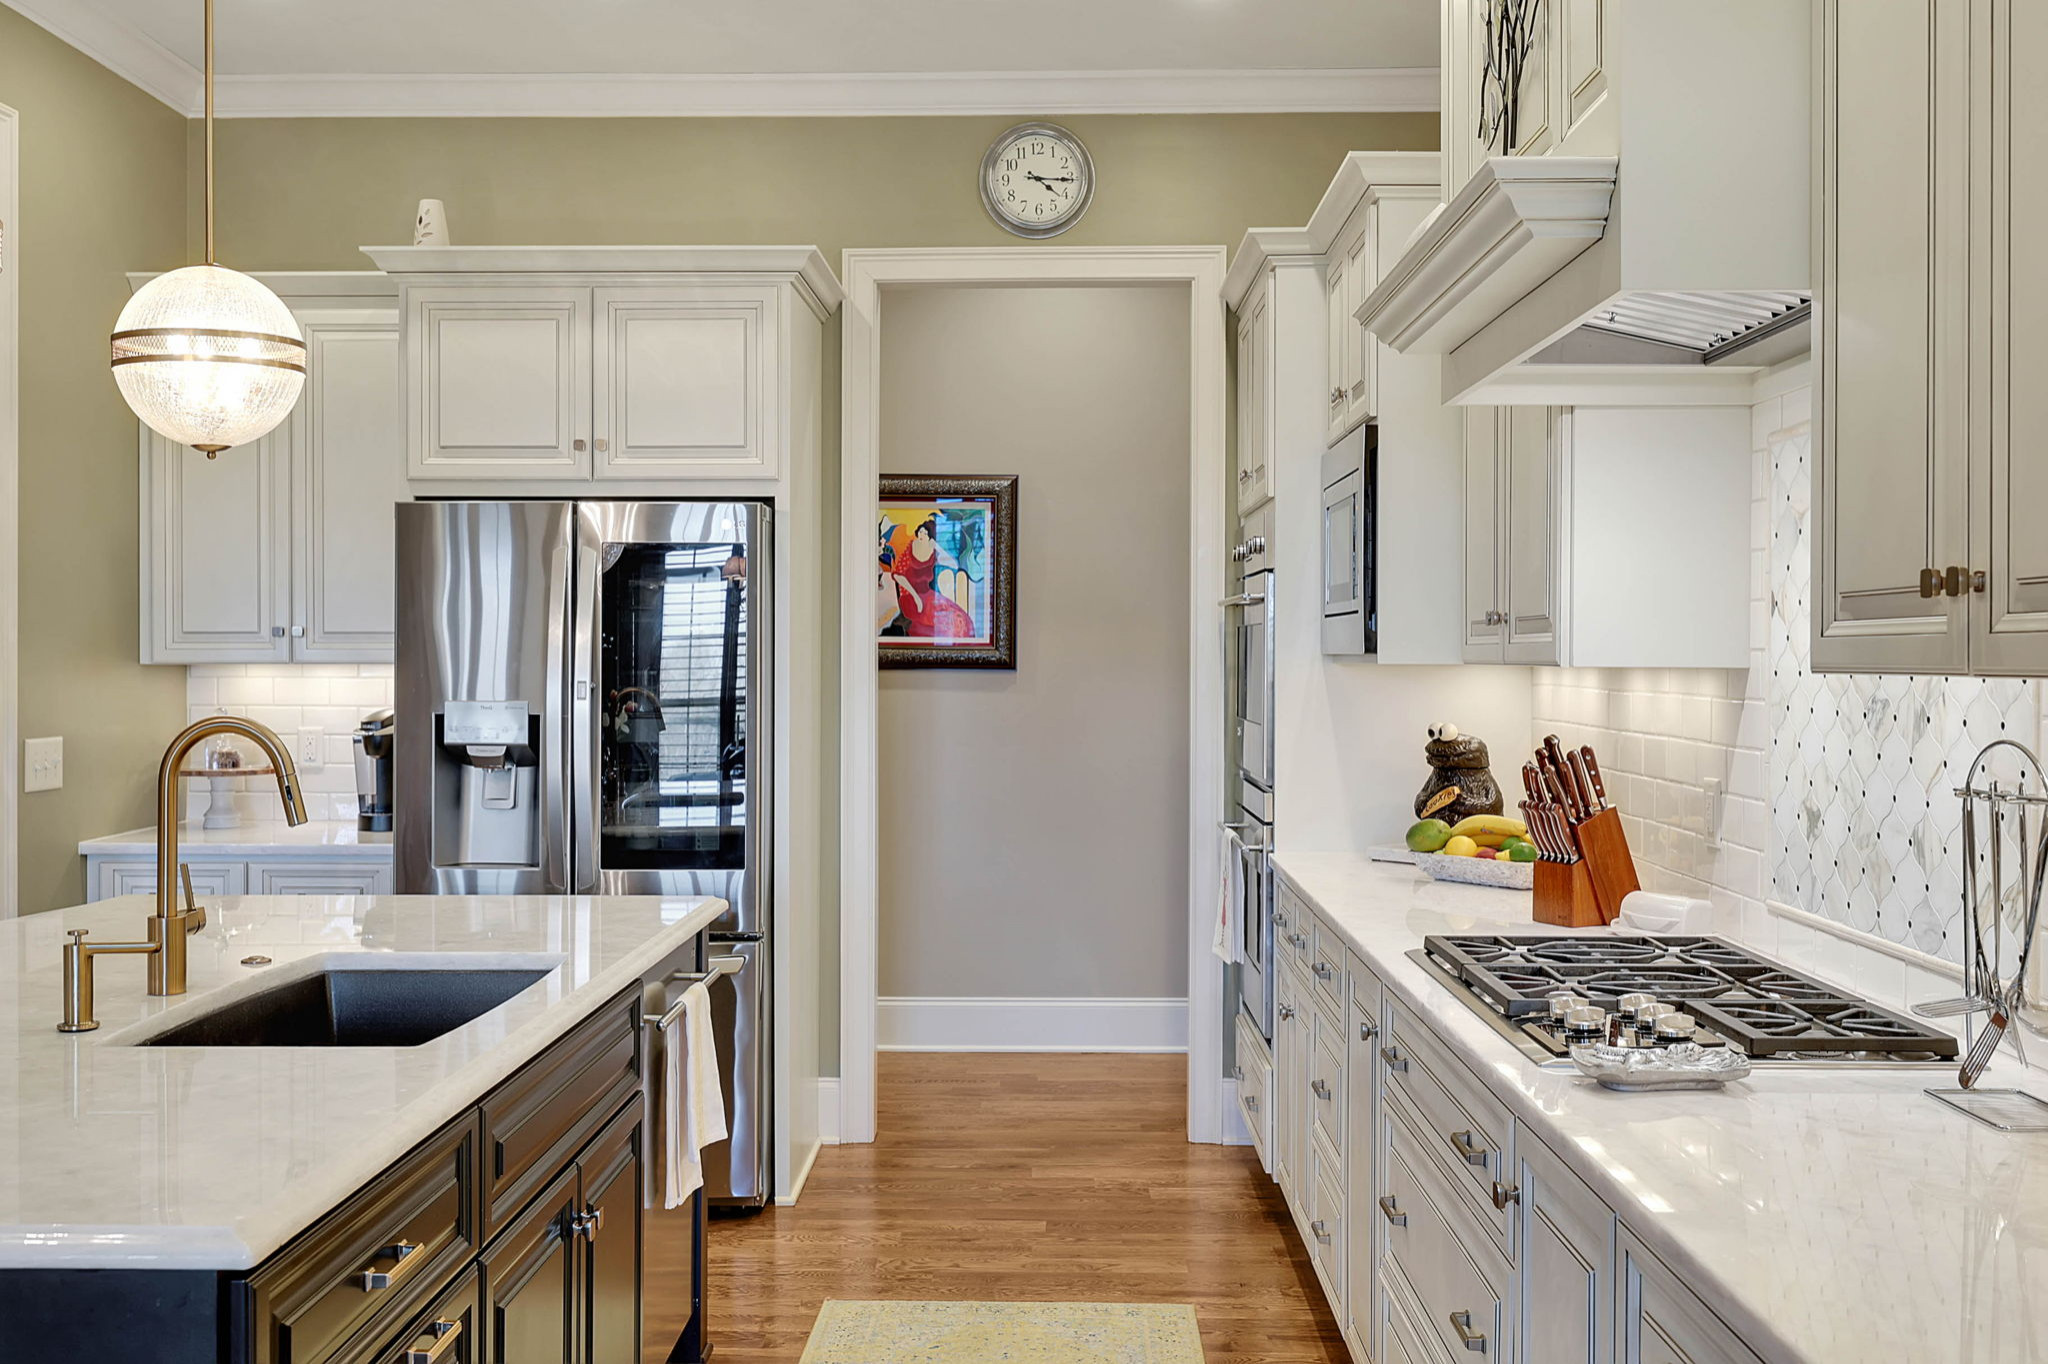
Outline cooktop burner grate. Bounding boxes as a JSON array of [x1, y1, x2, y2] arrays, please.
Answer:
[[1422, 933, 1958, 1062]]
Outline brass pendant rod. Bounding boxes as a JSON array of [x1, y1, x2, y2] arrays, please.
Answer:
[[203, 0, 215, 265]]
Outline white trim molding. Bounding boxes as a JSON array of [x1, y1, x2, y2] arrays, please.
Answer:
[[0, 103, 17, 916], [0, 12, 1438, 120], [838, 245, 1229, 1150], [879, 997, 1190, 1053]]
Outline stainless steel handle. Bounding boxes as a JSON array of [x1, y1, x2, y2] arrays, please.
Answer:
[[355, 1239, 424, 1292], [1233, 1065, 1244, 1082], [1448, 1311, 1488, 1353], [1359, 1020, 1378, 1041], [571, 1204, 605, 1241], [1380, 1044, 1408, 1073], [289, 624, 305, 638], [644, 954, 747, 1029], [1231, 543, 1250, 563], [1491, 1180, 1521, 1210], [1244, 1094, 1259, 1112], [271, 625, 286, 637], [1246, 536, 1266, 554], [1451, 1130, 1491, 1167], [1310, 1218, 1332, 1242], [1290, 932, 1310, 949], [1311, 1079, 1332, 1100], [1277, 1004, 1296, 1021], [1378, 1195, 1407, 1227], [1219, 592, 1267, 608], [402, 1319, 464, 1364], [1313, 960, 1334, 981]]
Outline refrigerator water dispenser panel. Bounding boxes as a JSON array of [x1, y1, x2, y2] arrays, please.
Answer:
[[438, 700, 542, 868]]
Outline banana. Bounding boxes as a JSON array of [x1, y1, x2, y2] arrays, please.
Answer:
[[1448, 813, 1528, 849]]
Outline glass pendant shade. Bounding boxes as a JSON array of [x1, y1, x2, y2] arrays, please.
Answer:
[[111, 264, 307, 453]]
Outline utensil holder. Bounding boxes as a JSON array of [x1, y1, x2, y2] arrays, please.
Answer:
[[1533, 859, 1604, 928]]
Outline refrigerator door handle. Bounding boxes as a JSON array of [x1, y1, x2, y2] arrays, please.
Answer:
[[568, 507, 600, 894], [543, 503, 576, 895]]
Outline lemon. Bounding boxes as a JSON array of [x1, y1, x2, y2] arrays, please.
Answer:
[[1442, 835, 1480, 858]]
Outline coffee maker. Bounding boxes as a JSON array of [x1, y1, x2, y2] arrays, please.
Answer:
[[353, 709, 395, 833]]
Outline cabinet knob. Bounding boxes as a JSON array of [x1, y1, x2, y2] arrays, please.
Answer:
[[1247, 536, 1266, 555], [1331, 387, 1348, 405], [289, 624, 304, 638], [573, 438, 588, 452], [571, 1203, 605, 1242], [1919, 567, 1942, 599], [1277, 1004, 1296, 1021], [1971, 569, 1987, 595], [271, 625, 286, 638], [594, 437, 608, 453], [1359, 1020, 1378, 1041], [1491, 1180, 1521, 1210]]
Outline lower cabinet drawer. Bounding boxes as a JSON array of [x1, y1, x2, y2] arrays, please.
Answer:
[[1380, 1260, 1451, 1364], [95, 857, 245, 903], [481, 985, 640, 1236], [1381, 1105, 1508, 1364], [240, 1115, 480, 1364], [341, 1265, 480, 1364], [1382, 998, 1515, 1257], [1622, 1226, 1767, 1364], [1309, 1003, 1347, 1160], [1233, 1012, 1273, 1171], [251, 860, 395, 896], [1306, 1134, 1347, 1303]]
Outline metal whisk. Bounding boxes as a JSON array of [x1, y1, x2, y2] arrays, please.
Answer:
[[1925, 740, 2048, 1086]]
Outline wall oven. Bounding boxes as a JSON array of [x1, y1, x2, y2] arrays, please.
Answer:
[[1225, 510, 1275, 1038], [1321, 424, 1376, 655]]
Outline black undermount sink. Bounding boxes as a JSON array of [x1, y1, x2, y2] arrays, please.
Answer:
[[137, 968, 553, 1047]]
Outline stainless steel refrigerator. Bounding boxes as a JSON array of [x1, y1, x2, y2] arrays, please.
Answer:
[[395, 500, 774, 1209]]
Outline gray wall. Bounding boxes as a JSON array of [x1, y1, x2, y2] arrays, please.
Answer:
[[878, 284, 1191, 999]]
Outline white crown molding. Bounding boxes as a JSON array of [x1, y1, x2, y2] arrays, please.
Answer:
[[359, 244, 844, 316], [1, 0, 198, 111], [0, 8, 1438, 121]]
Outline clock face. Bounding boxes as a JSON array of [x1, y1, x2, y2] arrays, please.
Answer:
[[980, 123, 1094, 238]]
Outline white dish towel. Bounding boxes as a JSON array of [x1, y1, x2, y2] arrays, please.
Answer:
[[1213, 830, 1242, 965], [661, 980, 727, 1209]]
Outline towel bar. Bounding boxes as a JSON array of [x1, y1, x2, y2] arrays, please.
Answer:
[[643, 954, 745, 1028]]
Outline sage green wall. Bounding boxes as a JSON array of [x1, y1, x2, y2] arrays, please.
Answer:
[[0, 9, 192, 912], [206, 114, 1435, 268]]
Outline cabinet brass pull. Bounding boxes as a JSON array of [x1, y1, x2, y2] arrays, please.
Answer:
[[1448, 1310, 1488, 1353], [1377, 1194, 1407, 1227], [1972, 569, 1987, 594], [1451, 1130, 1491, 1167], [1379, 1044, 1408, 1073], [1944, 565, 1966, 598], [1310, 1218, 1332, 1243], [1491, 1180, 1521, 1210], [1311, 1079, 1332, 1101], [355, 1239, 425, 1292], [402, 1318, 463, 1364]]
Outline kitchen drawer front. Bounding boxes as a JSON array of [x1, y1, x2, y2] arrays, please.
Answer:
[[241, 1114, 481, 1364], [1306, 1131, 1347, 1306], [1621, 1226, 1766, 1364], [1382, 1104, 1509, 1364], [1279, 883, 1315, 966], [251, 860, 395, 897], [95, 857, 245, 903], [1350, 947, 1383, 1017], [1382, 998, 1515, 1255], [1309, 914, 1347, 1010], [1308, 1001, 1348, 1160], [1380, 1260, 1453, 1364], [338, 1265, 480, 1364], [1234, 1011, 1274, 1171], [480, 985, 640, 1237]]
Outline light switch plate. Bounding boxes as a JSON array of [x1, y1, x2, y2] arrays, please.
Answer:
[[296, 726, 324, 771], [24, 736, 62, 792]]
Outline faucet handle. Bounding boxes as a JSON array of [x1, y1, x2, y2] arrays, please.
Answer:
[[66, 928, 89, 945], [179, 865, 206, 934]]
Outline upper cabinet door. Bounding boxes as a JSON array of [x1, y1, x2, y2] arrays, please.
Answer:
[[1236, 287, 1273, 514], [1325, 253, 1350, 436], [408, 286, 592, 480], [292, 307, 404, 662], [1558, 0, 1611, 148], [591, 285, 779, 480], [1973, 0, 2048, 675], [141, 429, 288, 664], [1510, 1, 1557, 156], [1462, 407, 1505, 661], [1503, 405, 1562, 665], [1813, 0, 1970, 673]]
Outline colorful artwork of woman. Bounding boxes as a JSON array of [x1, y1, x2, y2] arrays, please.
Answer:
[[877, 475, 1017, 669]]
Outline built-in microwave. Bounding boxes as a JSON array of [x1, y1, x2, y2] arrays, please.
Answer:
[[1321, 425, 1377, 655]]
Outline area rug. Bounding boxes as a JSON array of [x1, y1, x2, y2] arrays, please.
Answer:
[[798, 1300, 1206, 1364]]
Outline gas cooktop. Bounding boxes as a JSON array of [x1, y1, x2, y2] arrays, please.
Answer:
[[1414, 933, 1959, 1066]]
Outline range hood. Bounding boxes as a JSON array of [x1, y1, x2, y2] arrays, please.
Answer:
[[1358, 3, 1811, 407]]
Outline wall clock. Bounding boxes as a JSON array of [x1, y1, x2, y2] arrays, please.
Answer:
[[980, 122, 1094, 239]]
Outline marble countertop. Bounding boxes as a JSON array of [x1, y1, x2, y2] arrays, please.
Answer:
[[1274, 850, 2048, 1364], [0, 891, 724, 1270], [79, 819, 392, 858]]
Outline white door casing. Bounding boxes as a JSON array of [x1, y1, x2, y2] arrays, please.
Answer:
[[837, 246, 1229, 1146], [0, 104, 16, 916]]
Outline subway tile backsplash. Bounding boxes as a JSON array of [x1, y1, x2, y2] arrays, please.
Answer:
[[1531, 374, 2039, 967], [185, 663, 393, 822]]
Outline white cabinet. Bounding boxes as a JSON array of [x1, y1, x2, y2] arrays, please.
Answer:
[[1462, 404, 1752, 668], [1813, 0, 2048, 676], [406, 285, 592, 479], [1518, 1133, 1615, 1364], [1235, 278, 1274, 514], [95, 858, 245, 903], [140, 287, 404, 665], [1233, 1010, 1274, 1173], [1620, 1228, 1764, 1364], [1324, 203, 1374, 445], [251, 860, 393, 896], [370, 247, 840, 491], [86, 849, 392, 903], [1343, 956, 1383, 1364]]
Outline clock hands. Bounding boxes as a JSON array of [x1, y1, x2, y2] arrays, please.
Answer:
[[1026, 172, 1077, 187]]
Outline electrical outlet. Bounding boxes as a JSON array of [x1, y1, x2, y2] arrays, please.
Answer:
[[296, 726, 325, 771], [23, 737, 63, 793]]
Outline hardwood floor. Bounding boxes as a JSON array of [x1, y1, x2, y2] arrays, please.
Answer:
[[645, 1052, 1348, 1363]]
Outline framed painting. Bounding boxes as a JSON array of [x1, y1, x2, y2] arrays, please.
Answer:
[[876, 474, 1018, 669]]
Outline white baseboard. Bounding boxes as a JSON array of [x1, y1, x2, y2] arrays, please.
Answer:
[[877, 995, 1189, 1053], [777, 1136, 823, 1206], [817, 1078, 841, 1145]]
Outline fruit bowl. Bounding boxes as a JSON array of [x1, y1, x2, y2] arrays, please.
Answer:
[[1411, 851, 1535, 891]]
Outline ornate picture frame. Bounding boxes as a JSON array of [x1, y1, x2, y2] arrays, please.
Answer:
[[875, 474, 1019, 669]]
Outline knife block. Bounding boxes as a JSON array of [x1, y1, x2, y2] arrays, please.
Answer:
[[1533, 859, 1605, 928], [1576, 806, 1641, 922]]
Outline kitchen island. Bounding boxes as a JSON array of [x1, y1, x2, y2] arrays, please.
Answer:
[[0, 890, 726, 1362], [1272, 849, 2048, 1364]]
